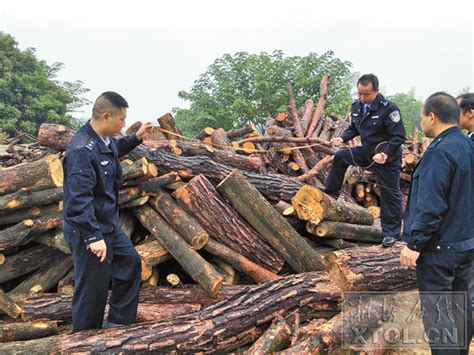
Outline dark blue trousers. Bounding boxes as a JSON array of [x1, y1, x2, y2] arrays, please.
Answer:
[[63, 222, 141, 332], [325, 147, 402, 239], [416, 249, 474, 354]]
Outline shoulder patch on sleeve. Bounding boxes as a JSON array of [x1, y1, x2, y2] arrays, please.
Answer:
[[84, 140, 95, 151], [389, 111, 401, 123]]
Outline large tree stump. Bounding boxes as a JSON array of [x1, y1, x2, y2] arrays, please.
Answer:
[[0, 154, 63, 196], [217, 170, 326, 273], [172, 174, 284, 273], [307, 221, 383, 243], [0, 213, 63, 250], [157, 113, 183, 140], [0, 245, 66, 283], [292, 185, 374, 226], [326, 242, 417, 292], [37, 123, 75, 151], [1, 273, 341, 353], [135, 204, 223, 296], [148, 192, 209, 250], [0, 187, 63, 212], [130, 147, 304, 202]]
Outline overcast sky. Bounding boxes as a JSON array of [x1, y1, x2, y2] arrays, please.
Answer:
[[1, 0, 473, 127]]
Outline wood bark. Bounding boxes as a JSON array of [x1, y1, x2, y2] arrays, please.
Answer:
[[157, 113, 183, 140], [35, 228, 70, 254], [121, 157, 149, 181], [226, 124, 256, 139], [210, 128, 232, 149], [130, 146, 305, 202], [1, 273, 341, 353], [0, 320, 59, 343], [119, 196, 149, 209], [0, 245, 65, 283], [172, 174, 284, 273], [217, 169, 326, 273], [9, 256, 73, 296], [0, 289, 22, 319], [134, 204, 223, 296], [204, 238, 279, 283], [57, 270, 74, 295], [301, 99, 315, 135], [134, 238, 170, 280], [118, 211, 136, 239], [0, 154, 63, 196], [118, 172, 180, 204], [148, 192, 209, 250], [0, 187, 63, 212], [292, 185, 374, 226], [305, 74, 329, 138], [307, 221, 383, 243], [20, 285, 253, 322], [37, 123, 75, 151], [245, 317, 292, 354], [0, 201, 62, 226], [326, 242, 417, 292], [0, 213, 62, 250]]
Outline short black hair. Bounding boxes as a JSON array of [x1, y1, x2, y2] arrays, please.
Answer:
[[423, 92, 460, 124], [357, 74, 379, 91], [457, 93, 474, 112], [92, 91, 129, 119]]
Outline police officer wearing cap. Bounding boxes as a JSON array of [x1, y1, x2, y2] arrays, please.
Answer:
[[400, 92, 474, 354], [324, 74, 406, 247], [62, 91, 152, 332]]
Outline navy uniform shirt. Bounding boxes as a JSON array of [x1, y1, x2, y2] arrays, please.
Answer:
[[402, 126, 474, 252], [341, 94, 406, 160], [62, 121, 141, 246]]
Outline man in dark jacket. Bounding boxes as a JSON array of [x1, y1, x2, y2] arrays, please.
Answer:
[[63, 91, 152, 332], [325, 74, 406, 247], [401, 92, 474, 354]]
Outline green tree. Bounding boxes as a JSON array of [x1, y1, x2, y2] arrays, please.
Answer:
[[174, 50, 354, 136], [388, 89, 423, 134], [0, 32, 90, 135]]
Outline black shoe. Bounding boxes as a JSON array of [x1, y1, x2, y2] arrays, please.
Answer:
[[102, 320, 123, 329], [382, 236, 398, 247]]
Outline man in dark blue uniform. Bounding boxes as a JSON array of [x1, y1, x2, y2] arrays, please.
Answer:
[[324, 74, 406, 247], [62, 91, 152, 332], [400, 92, 474, 354], [457, 92, 474, 338]]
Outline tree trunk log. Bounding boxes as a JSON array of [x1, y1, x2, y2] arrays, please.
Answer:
[[157, 113, 183, 140], [210, 128, 233, 149], [0, 245, 65, 283], [20, 285, 253, 322], [0, 289, 22, 319], [2, 272, 341, 353], [307, 221, 383, 243], [119, 196, 150, 209], [217, 170, 326, 273], [9, 256, 72, 297], [245, 317, 292, 354], [37, 123, 75, 151], [0, 213, 62, 250], [118, 172, 180, 204], [121, 157, 149, 181], [226, 125, 256, 139], [292, 185, 374, 226], [134, 238, 169, 280], [148, 192, 209, 250], [0, 187, 63, 212], [130, 146, 305, 202], [0, 320, 59, 342], [118, 211, 136, 239], [35, 228, 70, 254], [134, 204, 223, 296], [305, 74, 328, 138], [326, 242, 417, 292], [0, 154, 63, 196], [57, 270, 74, 296], [172, 174, 284, 273], [0, 201, 62, 226], [204, 238, 279, 283], [301, 99, 315, 135]]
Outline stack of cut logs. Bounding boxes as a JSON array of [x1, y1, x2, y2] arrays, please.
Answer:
[[0, 78, 443, 353]]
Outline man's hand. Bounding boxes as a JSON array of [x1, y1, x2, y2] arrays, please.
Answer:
[[89, 240, 107, 262], [400, 246, 420, 268], [372, 152, 388, 164], [136, 122, 153, 140], [330, 137, 344, 147]]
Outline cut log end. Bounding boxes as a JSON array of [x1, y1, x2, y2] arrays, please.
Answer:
[[47, 155, 64, 187]]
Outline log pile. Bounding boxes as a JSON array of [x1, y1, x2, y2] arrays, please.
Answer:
[[0, 79, 432, 352]]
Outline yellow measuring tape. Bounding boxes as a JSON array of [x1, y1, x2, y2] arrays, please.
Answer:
[[156, 127, 328, 154]]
